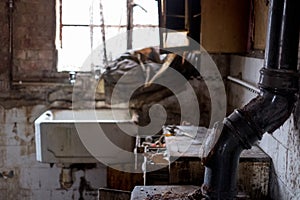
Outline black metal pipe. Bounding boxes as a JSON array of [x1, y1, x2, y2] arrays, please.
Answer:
[[264, 0, 300, 70], [259, 0, 300, 94], [264, 0, 284, 69], [202, 126, 244, 200], [201, 0, 299, 199], [277, 0, 300, 70]]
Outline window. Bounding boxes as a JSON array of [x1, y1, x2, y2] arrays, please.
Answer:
[[56, 0, 159, 72], [158, 0, 201, 49]]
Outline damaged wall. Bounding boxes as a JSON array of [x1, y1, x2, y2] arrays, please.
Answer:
[[228, 53, 300, 200], [1, 1, 218, 198], [1, 0, 290, 199], [0, 1, 107, 199], [0, 105, 107, 200]]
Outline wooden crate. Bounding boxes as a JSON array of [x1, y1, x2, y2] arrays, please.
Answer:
[[238, 150, 271, 199], [169, 157, 203, 186], [98, 188, 131, 200], [107, 164, 144, 191]]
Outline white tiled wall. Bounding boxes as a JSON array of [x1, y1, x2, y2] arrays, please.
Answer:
[[228, 55, 300, 200], [0, 105, 106, 200]]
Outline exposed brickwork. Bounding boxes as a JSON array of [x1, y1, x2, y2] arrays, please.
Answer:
[[0, 1, 10, 91], [13, 0, 57, 79], [0, 1, 106, 199], [0, 0, 297, 199]]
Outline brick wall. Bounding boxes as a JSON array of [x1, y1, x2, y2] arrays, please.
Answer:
[[0, 1, 10, 91], [0, 1, 106, 199], [13, 0, 57, 79], [3, 0, 299, 199]]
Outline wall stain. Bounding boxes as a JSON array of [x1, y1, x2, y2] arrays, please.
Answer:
[[78, 176, 97, 200]]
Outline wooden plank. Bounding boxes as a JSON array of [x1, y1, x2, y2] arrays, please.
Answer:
[[201, 0, 251, 53], [169, 159, 204, 185], [238, 161, 270, 199], [99, 188, 131, 200], [253, 0, 269, 50], [107, 164, 144, 191]]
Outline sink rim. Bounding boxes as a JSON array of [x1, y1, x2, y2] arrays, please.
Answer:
[[35, 108, 133, 123]]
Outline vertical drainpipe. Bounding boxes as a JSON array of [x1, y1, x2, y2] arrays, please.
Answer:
[[201, 0, 300, 199]]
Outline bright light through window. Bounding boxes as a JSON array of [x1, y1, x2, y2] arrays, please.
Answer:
[[56, 0, 159, 72]]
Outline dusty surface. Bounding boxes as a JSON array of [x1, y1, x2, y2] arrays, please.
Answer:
[[131, 185, 203, 200], [144, 189, 203, 200]]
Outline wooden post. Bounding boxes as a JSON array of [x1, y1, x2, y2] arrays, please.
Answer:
[[127, 0, 133, 49]]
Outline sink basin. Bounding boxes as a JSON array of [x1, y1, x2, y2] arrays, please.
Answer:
[[35, 109, 137, 164]]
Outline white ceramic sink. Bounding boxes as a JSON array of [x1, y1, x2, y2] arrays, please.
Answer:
[[35, 109, 137, 164]]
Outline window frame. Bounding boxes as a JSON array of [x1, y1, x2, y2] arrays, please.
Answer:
[[55, 0, 160, 72]]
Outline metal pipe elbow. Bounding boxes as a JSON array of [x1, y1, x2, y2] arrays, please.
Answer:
[[239, 90, 296, 134], [201, 89, 297, 199]]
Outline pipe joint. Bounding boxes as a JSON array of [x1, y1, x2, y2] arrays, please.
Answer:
[[240, 91, 296, 134], [259, 68, 299, 94], [224, 110, 262, 149]]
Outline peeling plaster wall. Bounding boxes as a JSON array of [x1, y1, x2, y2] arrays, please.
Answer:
[[0, 1, 228, 198], [228, 55, 300, 200], [0, 0, 106, 199], [0, 105, 107, 200]]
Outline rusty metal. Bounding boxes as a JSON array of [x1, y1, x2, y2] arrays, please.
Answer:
[[227, 76, 260, 94]]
